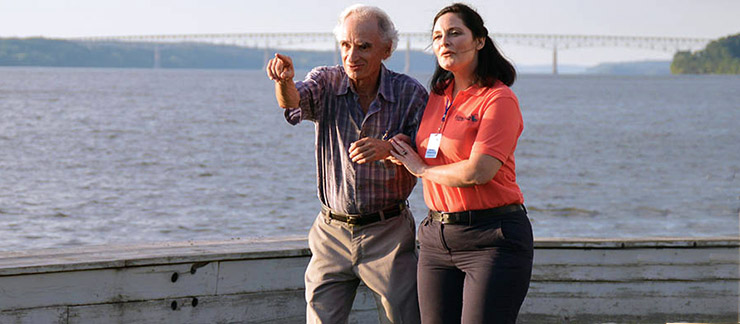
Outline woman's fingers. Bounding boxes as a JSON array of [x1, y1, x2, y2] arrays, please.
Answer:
[[390, 139, 412, 156], [391, 133, 411, 144]]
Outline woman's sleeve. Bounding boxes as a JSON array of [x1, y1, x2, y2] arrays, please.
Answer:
[[470, 96, 523, 163]]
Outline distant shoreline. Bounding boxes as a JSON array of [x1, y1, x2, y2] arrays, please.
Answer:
[[0, 37, 672, 75], [0, 60, 675, 76]]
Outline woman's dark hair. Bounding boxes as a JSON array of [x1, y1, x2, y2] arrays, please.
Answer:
[[430, 3, 516, 95]]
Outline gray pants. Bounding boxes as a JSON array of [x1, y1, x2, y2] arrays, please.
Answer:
[[305, 209, 420, 324]]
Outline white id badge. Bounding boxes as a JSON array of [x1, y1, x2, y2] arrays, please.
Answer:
[[425, 133, 442, 158]]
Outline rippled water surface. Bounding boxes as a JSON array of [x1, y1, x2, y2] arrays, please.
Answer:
[[1, 67, 738, 251]]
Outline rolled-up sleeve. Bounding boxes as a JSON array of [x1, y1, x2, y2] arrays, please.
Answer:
[[284, 68, 326, 124]]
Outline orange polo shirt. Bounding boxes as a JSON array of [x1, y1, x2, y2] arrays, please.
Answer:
[[415, 81, 524, 212]]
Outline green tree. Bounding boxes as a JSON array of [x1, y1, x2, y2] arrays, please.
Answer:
[[671, 33, 740, 74]]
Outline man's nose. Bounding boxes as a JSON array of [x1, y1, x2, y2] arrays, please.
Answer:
[[345, 46, 359, 61]]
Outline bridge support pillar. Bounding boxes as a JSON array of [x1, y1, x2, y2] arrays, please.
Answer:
[[263, 39, 270, 70], [404, 37, 411, 74], [552, 45, 558, 75], [334, 42, 339, 66], [153, 45, 161, 69]]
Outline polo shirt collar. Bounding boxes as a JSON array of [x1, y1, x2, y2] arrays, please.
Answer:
[[336, 64, 396, 103], [444, 79, 492, 101]]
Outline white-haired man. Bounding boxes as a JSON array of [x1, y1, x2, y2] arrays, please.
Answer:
[[266, 4, 426, 324]]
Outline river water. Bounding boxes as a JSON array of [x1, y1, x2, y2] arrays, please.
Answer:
[[1, 67, 738, 251]]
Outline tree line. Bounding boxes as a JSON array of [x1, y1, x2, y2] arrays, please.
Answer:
[[671, 33, 740, 74]]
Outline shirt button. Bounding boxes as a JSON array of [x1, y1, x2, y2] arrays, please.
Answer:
[[357, 185, 364, 190]]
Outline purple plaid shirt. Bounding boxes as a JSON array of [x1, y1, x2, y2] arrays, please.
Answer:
[[285, 64, 428, 214]]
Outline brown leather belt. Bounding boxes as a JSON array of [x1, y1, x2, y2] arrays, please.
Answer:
[[321, 203, 406, 226], [429, 204, 524, 225]]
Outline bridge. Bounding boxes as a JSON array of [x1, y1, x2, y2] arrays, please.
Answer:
[[73, 32, 712, 74]]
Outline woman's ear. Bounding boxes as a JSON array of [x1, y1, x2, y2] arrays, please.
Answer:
[[476, 38, 485, 50]]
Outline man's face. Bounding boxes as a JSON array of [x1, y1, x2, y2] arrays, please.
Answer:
[[338, 15, 391, 85]]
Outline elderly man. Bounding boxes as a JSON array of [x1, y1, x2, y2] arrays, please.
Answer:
[[266, 4, 427, 324]]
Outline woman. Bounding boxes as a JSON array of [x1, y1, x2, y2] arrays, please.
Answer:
[[389, 3, 533, 323]]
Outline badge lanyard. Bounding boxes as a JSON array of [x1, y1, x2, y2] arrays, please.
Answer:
[[425, 98, 451, 159]]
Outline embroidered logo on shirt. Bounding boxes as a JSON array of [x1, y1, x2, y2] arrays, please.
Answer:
[[455, 114, 479, 122]]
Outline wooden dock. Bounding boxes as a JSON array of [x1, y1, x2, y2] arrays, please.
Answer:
[[1, 236, 738, 323]]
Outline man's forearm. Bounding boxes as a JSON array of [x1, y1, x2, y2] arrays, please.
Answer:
[[275, 80, 300, 108]]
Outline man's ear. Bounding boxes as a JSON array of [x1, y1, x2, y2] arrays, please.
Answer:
[[383, 44, 392, 60]]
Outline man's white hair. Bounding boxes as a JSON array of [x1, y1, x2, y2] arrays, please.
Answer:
[[332, 4, 399, 54]]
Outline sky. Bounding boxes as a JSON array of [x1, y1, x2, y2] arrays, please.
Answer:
[[1, 0, 739, 66]]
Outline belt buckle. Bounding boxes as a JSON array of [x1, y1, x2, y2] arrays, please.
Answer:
[[440, 213, 452, 224], [345, 215, 359, 226]]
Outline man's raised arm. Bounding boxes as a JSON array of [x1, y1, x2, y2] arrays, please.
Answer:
[[265, 53, 300, 108]]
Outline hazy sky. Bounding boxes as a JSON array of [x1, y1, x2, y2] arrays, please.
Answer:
[[2, 0, 739, 65]]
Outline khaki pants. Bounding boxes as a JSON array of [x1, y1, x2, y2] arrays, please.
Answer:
[[305, 209, 420, 324]]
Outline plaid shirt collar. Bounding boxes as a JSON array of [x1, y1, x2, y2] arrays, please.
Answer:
[[336, 64, 397, 103]]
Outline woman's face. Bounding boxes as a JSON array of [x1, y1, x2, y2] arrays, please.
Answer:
[[432, 13, 483, 74]]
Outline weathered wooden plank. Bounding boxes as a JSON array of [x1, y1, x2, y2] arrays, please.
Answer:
[[347, 286, 385, 323], [2, 237, 737, 277], [533, 236, 740, 249], [533, 247, 739, 266], [349, 309, 381, 324], [66, 287, 381, 324], [0, 262, 219, 310], [351, 286, 379, 311], [0, 237, 310, 276], [215, 254, 385, 315], [67, 291, 306, 324], [532, 262, 738, 282], [0, 306, 67, 324], [16, 281, 734, 324], [217, 257, 309, 294], [523, 280, 737, 314], [518, 313, 739, 324]]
